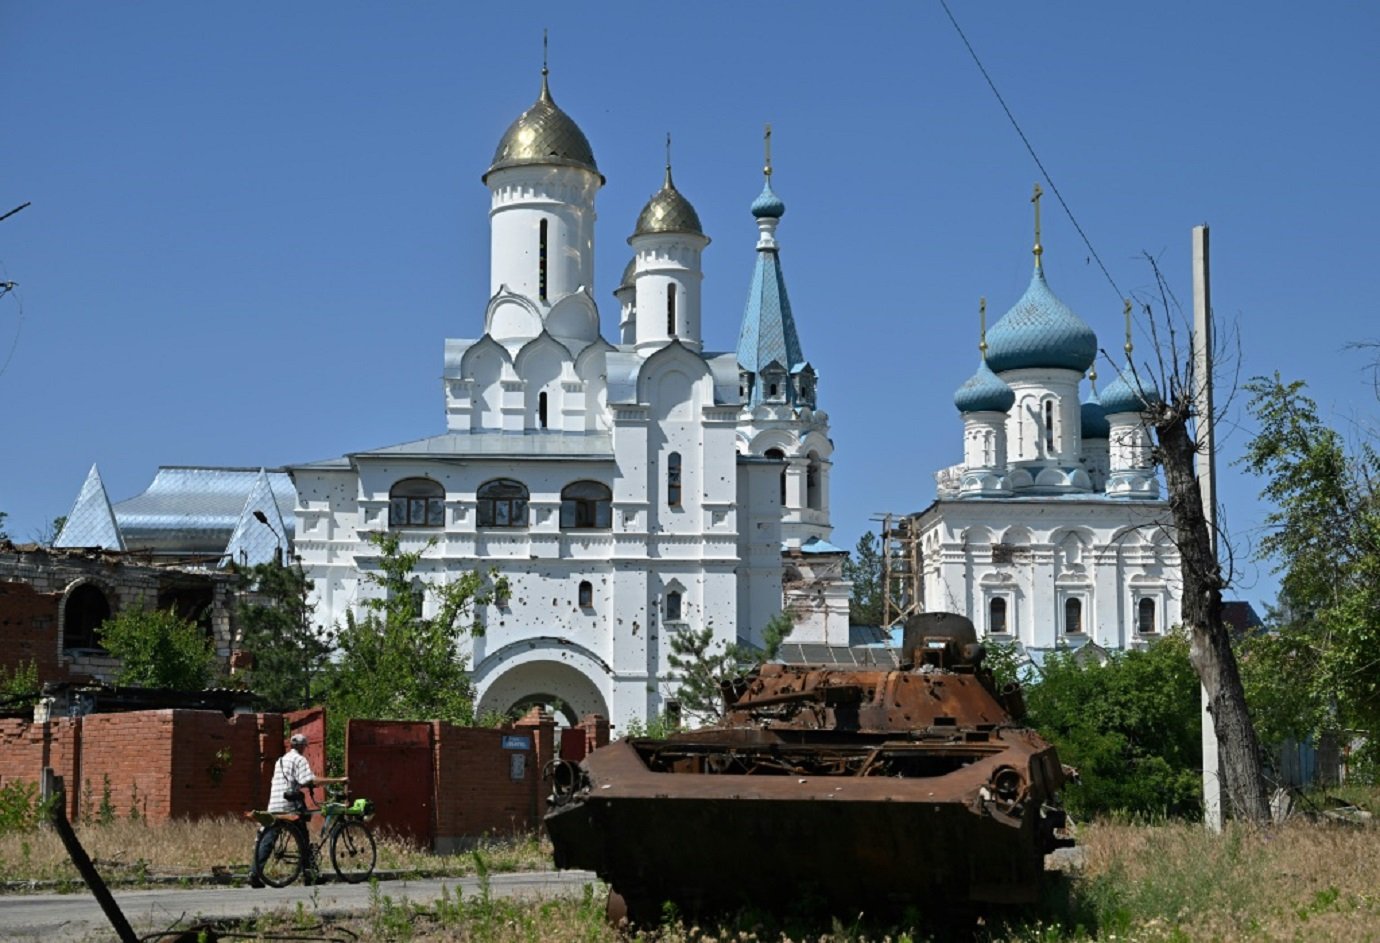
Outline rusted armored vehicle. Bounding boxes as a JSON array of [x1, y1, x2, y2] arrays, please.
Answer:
[[544, 612, 1072, 920]]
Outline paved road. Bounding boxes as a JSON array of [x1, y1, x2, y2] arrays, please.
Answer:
[[0, 870, 598, 942]]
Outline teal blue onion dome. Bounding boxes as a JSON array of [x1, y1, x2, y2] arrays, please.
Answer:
[[954, 360, 1016, 413], [1081, 394, 1110, 439], [750, 180, 786, 219], [985, 267, 1098, 373], [485, 75, 600, 182], [1101, 364, 1161, 415], [633, 167, 704, 238]]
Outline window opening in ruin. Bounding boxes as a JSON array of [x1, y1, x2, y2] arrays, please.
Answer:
[[63, 583, 111, 650]]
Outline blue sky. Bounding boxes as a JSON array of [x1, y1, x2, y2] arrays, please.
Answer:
[[3, 3, 1377, 612]]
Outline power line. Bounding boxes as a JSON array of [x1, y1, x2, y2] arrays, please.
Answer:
[[938, 0, 1123, 302]]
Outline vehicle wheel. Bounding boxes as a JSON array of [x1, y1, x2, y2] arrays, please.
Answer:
[[330, 820, 377, 883], [259, 824, 306, 888]]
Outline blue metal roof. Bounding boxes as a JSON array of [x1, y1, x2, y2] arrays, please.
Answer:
[[54, 464, 125, 551], [1081, 392, 1110, 439], [736, 245, 806, 403], [985, 266, 1097, 373], [111, 467, 296, 556], [750, 180, 785, 219]]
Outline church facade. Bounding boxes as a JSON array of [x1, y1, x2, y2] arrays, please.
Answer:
[[910, 196, 1181, 661], [286, 72, 840, 727]]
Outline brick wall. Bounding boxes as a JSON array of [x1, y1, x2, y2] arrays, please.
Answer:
[[0, 717, 80, 818], [433, 724, 543, 853]]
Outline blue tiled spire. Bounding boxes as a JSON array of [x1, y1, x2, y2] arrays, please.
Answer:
[[736, 177, 808, 407]]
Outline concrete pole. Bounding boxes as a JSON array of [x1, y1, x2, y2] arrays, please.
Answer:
[[1192, 224, 1223, 832]]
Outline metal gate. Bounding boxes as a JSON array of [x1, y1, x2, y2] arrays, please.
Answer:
[[347, 720, 435, 848]]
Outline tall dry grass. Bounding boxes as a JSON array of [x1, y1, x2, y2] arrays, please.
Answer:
[[0, 816, 551, 885]]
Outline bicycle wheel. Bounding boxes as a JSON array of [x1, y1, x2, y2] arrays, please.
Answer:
[[329, 819, 377, 883], [259, 823, 307, 888]]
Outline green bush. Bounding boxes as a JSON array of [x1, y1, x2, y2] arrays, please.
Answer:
[[1026, 635, 1202, 819], [0, 780, 55, 834]]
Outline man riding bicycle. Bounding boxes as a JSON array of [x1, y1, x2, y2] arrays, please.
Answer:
[[250, 732, 347, 887]]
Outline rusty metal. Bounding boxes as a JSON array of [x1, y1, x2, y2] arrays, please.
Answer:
[[42, 767, 139, 943], [545, 613, 1072, 920]]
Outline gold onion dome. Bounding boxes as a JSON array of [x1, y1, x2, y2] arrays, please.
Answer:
[[632, 166, 704, 238], [484, 72, 600, 182]]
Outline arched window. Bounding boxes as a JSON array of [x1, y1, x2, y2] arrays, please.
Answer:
[[63, 583, 111, 650], [667, 452, 682, 508], [989, 597, 1008, 635], [1044, 400, 1055, 455], [1138, 597, 1157, 635], [538, 391, 549, 429], [538, 218, 548, 302], [477, 478, 529, 528], [806, 453, 822, 510], [578, 580, 593, 609], [765, 448, 786, 506], [389, 478, 445, 528], [667, 283, 677, 336], [1064, 597, 1084, 635], [665, 590, 683, 622], [560, 481, 612, 529]]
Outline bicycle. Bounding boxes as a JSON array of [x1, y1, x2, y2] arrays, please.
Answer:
[[251, 784, 377, 887]]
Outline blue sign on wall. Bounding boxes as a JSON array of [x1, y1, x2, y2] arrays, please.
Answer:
[[501, 735, 531, 751]]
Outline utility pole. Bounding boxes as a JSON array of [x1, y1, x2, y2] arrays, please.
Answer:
[[1192, 224, 1223, 832]]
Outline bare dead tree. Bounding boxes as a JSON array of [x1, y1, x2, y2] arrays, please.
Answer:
[[1114, 253, 1269, 824]]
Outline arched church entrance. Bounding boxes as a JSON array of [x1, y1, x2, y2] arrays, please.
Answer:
[[475, 660, 608, 727]]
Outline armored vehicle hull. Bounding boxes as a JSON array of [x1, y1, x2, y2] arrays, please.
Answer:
[[545, 614, 1071, 919]]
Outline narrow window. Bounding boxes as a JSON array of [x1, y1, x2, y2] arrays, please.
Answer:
[[538, 218, 548, 302], [1044, 400, 1055, 454], [1138, 597, 1157, 634], [1064, 597, 1083, 635], [806, 453, 821, 510], [667, 452, 682, 508], [990, 597, 1008, 634], [578, 580, 593, 609], [667, 283, 677, 335], [409, 578, 426, 617], [538, 391, 548, 429], [765, 448, 786, 506], [663, 700, 682, 729], [665, 591, 682, 622]]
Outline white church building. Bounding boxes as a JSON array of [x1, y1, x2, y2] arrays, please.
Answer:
[[911, 193, 1181, 661], [57, 68, 845, 729]]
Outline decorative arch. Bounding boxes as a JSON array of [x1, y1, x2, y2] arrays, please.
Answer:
[[747, 429, 798, 457], [473, 642, 611, 725], [483, 289, 542, 344], [545, 288, 601, 348], [635, 341, 711, 413]]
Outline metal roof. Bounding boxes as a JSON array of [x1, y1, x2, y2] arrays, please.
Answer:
[[111, 467, 296, 556]]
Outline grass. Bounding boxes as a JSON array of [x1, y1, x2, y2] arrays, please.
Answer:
[[5, 803, 1379, 940]]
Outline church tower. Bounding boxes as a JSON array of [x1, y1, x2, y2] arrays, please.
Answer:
[[734, 129, 833, 548], [628, 144, 709, 356], [481, 65, 603, 351]]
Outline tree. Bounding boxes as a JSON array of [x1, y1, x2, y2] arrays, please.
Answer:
[[1026, 635, 1203, 819], [1128, 255, 1269, 822], [234, 560, 333, 710], [843, 531, 884, 626], [98, 607, 217, 690], [0, 510, 9, 541], [1241, 374, 1380, 755], [666, 611, 795, 724], [327, 532, 504, 729]]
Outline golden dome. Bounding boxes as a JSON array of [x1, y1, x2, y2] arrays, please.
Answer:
[[484, 73, 600, 182], [632, 166, 704, 238]]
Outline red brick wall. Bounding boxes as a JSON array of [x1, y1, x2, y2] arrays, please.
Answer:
[[433, 724, 543, 850], [0, 717, 80, 818], [79, 712, 174, 821], [169, 711, 280, 820], [0, 581, 69, 682]]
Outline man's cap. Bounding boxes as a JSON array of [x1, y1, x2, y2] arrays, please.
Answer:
[[290, 733, 308, 747]]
